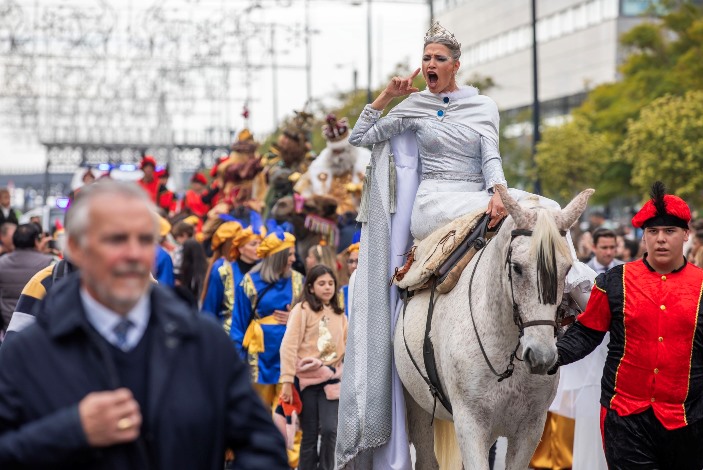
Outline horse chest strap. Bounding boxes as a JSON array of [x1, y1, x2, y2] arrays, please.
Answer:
[[422, 281, 454, 416]]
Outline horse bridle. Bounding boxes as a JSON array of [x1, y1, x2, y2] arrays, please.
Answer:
[[468, 228, 566, 382]]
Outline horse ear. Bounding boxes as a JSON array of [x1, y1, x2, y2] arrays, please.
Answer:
[[555, 189, 595, 231], [494, 185, 528, 227]]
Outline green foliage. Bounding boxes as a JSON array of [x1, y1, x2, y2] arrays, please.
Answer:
[[536, 1, 703, 203], [499, 108, 536, 191], [535, 117, 614, 203], [619, 90, 703, 204]]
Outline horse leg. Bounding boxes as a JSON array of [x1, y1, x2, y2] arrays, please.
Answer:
[[404, 388, 439, 470], [452, 409, 492, 470], [504, 414, 547, 470]]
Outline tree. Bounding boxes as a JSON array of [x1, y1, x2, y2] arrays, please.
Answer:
[[535, 117, 613, 203], [619, 90, 703, 204], [536, 2, 703, 203]]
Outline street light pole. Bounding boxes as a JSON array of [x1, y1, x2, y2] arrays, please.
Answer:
[[531, 0, 542, 195], [366, 0, 373, 104], [305, 0, 312, 106], [271, 26, 279, 129]]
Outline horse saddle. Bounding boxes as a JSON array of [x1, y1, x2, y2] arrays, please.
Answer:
[[392, 210, 501, 294]]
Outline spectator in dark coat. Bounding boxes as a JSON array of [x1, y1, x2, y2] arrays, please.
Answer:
[[0, 223, 53, 333], [0, 180, 288, 469], [0, 189, 18, 227]]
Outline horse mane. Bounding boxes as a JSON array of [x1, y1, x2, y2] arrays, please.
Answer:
[[529, 209, 573, 305]]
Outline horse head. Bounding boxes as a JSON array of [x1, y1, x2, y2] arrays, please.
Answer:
[[495, 185, 594, 374]]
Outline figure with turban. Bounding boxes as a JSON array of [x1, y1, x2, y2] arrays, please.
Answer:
[[294, 114, 370, 215], [230, 228, 304, 468], [262, 110, 315, 218], [153, 215, 175, 287], [338, 231, 360, 317], [201, 221, 266, 334]]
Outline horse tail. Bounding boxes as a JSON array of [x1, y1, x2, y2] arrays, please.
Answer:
[[433, 419, 463, 470]]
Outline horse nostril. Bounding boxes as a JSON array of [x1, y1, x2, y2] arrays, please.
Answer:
[[524, 348, 533, 365]]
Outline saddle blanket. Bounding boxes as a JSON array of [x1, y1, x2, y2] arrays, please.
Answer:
[[395, 208, 485, 291]]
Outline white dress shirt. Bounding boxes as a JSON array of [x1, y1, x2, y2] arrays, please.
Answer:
[[80, 287, 151, 351]]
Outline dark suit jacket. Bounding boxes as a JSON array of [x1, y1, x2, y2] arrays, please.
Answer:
[[0, 274, 288, 469], [0, 208, 18, 227]]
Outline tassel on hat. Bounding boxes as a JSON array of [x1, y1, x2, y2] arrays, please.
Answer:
[[304, 214, 340, 248]]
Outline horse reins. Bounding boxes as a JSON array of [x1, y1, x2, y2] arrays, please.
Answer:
[[468, 228, 566, 382]]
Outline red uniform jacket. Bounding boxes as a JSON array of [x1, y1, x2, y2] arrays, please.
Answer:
[[557, 255, 703, 430], [138, 178, 159, 203], [184, 189, 210, 217]]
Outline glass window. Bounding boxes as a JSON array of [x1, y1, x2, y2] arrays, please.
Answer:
[[574, 3, 587, 29], [537, 19, 547, 42], [604, 0, 620, 18], [562, 8, 574, 35], [586, 0, 603, 25], [621, 0, 654, 16], [517, 26, 530, 49]]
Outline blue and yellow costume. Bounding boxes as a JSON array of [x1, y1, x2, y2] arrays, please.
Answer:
[[231, 267, 303, 383], [202, 222, 265, 334], [338, 231, 360, 316], [229, 229, 303, 467]]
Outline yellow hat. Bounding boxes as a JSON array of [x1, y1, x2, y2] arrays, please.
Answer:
[[257, 231, 296, 258], [345, 230, 361, 254], [211, 221, 242, 250], [183, 215, 200, 226], [229, 226, 267, 260], [159, 216, 172, 238]]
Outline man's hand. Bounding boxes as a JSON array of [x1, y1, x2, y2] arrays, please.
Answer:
[[79, 388, 142, 447]]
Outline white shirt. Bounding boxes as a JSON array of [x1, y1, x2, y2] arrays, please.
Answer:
[[1, 206, 10, 219], [80, 287, 151, 351], [588, 257, 624, 274]]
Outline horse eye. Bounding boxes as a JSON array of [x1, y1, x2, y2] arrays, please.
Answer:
[[512, 263, 523, 275]]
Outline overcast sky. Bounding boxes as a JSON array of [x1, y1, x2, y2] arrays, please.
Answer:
[[0, 0, 430, 172]]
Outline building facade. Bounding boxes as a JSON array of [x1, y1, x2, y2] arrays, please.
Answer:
[[436, 0, 661, 124]]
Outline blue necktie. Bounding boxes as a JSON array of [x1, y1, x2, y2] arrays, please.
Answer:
[[113, 319, 134, 350]]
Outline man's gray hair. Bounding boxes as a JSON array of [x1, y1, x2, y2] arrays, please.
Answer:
[[65, 180, 159, 246]]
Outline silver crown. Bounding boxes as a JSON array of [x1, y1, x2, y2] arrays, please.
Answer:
[[424, 21, 461, 49]]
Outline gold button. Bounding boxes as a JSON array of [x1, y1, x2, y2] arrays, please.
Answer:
[[660, 305, 666, 310], [659, 337, 663, 342], [654, 368, 659, 374], [661, 275, 667, 281], [651, 397, 656, 402]]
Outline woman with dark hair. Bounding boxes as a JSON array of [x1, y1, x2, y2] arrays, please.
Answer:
[[174, 239, 208, 308], [279, 265, 347, 470], [230, 229, 303, 468]]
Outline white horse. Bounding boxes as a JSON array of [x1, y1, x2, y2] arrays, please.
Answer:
[[394, 185, 594, 470]]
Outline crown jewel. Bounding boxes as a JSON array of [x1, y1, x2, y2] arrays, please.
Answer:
[[424, 21, 461, 49]]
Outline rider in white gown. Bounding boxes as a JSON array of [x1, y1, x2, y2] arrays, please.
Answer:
[[335, 22, 595, 470], [349, 84, 593, 291]]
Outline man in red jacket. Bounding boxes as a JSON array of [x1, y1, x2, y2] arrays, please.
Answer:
[[551, 181, 703, 469], [137, 156, 159, 203]]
